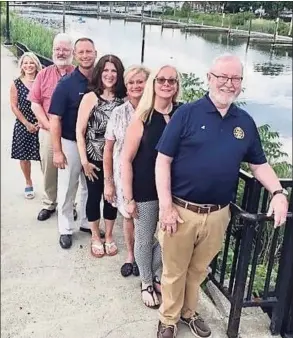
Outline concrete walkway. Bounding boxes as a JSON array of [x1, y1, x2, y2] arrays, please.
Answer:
[[1, 45, 228, 338]]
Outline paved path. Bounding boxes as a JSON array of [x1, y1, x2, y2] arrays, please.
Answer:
[[1, 45, 227, 338]]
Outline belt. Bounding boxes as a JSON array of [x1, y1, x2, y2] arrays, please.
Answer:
[[172, 196, 227, 214]]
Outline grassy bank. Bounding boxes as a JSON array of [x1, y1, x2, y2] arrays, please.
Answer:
[[0, 13, 55, 58], [163, 11, 292, 36]]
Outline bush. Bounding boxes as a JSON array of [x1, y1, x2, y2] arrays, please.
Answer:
[[1, 13, 54, 58]]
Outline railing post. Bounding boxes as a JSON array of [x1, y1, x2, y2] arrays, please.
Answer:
[[282, 259, 293, 337], [270, 216, 293, 334], [227, 179, 262, 338], [227, 220, 255, 338]]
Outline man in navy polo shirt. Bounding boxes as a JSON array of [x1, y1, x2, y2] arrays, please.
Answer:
[[155, 54, 288, 338], [49, 38, 98, 249]]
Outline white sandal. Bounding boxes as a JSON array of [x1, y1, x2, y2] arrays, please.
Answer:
[[91, 240, 105, 258], [24, 186, 35, 199], [105, 241, 118, 256]]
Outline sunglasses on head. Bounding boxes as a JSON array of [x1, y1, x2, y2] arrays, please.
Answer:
[[155, 77, 178, 86]]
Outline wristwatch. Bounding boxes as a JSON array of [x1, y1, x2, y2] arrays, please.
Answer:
[[272, 188, 289, 197]]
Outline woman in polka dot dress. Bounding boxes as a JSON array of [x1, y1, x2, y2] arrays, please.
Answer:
[[10, 52, 42, 199]]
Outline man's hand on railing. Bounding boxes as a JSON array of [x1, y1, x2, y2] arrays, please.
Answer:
[[267, 194, 289, 228], [230, 201, 291, 227]]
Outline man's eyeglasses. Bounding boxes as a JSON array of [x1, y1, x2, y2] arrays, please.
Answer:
[[53, 48, 72, 54], [155, 77, 178, 86], [210, 72, 243, 86]]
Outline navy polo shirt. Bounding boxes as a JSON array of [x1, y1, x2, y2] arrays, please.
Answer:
[[156, 94, 267, 205], [49, 67, 88, 141]]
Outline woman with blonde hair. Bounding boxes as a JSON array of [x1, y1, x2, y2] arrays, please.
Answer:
[[10, 52, 42, 199], [104, 65, 150, 277], [121, 65, 181, 308]]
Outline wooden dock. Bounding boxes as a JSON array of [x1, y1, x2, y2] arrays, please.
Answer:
[[11, 6, 293, 46]]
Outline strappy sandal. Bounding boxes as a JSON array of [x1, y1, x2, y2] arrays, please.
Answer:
[[141, 285, 160, 309], [121, 263, 133, 277], [105, 241, 118, 256], [90, 240, 105, 258], [153, 276, 161, 294], [24, 186, 35, 199]]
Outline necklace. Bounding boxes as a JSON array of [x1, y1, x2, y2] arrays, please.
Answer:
[[158, 104, 173, 115]]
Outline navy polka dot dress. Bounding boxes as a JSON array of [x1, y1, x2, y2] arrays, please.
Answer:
[[11, 78, 40, 161]]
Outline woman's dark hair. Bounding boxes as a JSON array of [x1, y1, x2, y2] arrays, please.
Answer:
[[89, 54, 127, 99]]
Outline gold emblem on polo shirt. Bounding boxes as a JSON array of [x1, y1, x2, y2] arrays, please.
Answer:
[[233, 127, 245, 139]]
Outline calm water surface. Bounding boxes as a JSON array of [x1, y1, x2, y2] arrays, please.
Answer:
[[19, 11, 293, 159]]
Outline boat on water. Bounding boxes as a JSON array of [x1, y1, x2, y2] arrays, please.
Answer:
[[75, 16, 86, 23]]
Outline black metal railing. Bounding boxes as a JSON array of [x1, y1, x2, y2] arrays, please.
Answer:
[[15, 42, 53, 67], [209, 170, 293, 338]]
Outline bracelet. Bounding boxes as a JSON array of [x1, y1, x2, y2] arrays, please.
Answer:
[[123, 197, 134, 205], [104, 176, 114, 183]]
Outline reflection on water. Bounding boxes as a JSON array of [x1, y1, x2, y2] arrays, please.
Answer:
[[188, 31, 293, 58], [254, 62, 286, 76], [187, 31, 245, 47], [16, 11, 293, 154]]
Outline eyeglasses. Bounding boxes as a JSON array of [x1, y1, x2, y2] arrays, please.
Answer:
[[210, 72, 243, 86], [155, 77, 178, 86], [53, 47, 72, 54]]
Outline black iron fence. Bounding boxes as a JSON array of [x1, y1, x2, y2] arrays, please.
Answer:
[[210, 169, 293, 338], [15, 42, 53, 67]]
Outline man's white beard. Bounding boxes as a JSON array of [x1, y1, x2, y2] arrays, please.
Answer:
[[210, 90, 237, 106], [53, 55, 73, 66]]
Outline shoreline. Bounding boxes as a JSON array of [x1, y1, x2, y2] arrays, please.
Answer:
[[11, 6, 293, 44]]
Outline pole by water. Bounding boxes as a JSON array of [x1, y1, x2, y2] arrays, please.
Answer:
[[246, 17, 252, 47], [97, 1, 100, 16], [62, 1, 66, 33], [4, 1, 11, 45], [141, 23, 146, 64], [273, 17, 280, 45], [289, 15, 293, 36]]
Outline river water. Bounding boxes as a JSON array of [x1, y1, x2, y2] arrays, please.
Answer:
[[18, 11, 293, 160]]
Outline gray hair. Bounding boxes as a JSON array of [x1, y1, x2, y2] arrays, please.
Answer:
[[53, 33, 73, 48], [210, 53, 243, 73], [18, 52, 42, 77]]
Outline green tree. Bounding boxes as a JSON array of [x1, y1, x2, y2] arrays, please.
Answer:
[[181, 1, 192, 16], [0, 2, 6, 14]]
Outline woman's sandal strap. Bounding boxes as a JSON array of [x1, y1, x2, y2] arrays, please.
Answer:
[[141, 285, 154, 293], [141, 285, 160, 309]]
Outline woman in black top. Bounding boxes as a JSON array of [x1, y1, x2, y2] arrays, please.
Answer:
[[121, 65, 181, 308], [76, 55, 126, 258]]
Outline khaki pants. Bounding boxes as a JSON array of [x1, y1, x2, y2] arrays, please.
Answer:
[[39, 129, 57, 211], [158, 203, 230, 325]]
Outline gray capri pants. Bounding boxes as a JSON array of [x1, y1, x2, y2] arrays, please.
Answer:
[[134, 200, 162, 285]]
